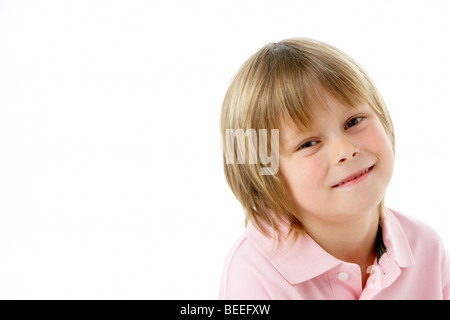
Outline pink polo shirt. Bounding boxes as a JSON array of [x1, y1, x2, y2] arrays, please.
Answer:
[[220, 208, 450, 299]]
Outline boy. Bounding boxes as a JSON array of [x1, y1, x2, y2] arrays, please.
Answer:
[[219, 38, 449, 299]]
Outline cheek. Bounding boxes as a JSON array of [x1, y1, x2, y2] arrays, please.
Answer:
[[280, 156, 327, 200], [361, 121, 395, 180], [363, 122, 394, 160]]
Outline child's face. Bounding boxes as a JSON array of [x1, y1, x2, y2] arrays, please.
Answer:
[[279, 92, 394, 224]]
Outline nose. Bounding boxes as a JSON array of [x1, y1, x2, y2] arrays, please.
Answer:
[[334, 137, 360, 165]]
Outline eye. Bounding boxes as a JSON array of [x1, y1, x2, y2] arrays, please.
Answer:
[[299, 139, 319, 150], [345, 116, 365, 129]]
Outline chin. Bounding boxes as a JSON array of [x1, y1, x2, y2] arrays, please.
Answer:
[[337, 192, 385, 219]]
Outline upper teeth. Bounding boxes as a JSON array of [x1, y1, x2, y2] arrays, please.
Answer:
[[336, 167, 371, 187]]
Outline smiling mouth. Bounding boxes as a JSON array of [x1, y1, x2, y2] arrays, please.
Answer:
[[332, 165, 375, 188]]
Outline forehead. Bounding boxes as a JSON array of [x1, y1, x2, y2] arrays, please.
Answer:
[[280, 88, 355, 130]]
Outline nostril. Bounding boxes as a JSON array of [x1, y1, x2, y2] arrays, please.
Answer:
[[338, 151, 358, 164]]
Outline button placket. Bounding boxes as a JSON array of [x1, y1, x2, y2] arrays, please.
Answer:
[[328, 264, 363, 299]]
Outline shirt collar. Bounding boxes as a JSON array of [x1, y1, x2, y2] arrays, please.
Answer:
[[245, 207, 415, 285], [380, 208, 415, 268], [246, 220, 341, 284]]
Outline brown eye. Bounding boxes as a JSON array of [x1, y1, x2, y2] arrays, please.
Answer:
[[300, 140, 319, 149], [345, 116, 365, 129]]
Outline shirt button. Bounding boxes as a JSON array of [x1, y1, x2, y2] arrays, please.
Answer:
[[338, 271, 349, 281]]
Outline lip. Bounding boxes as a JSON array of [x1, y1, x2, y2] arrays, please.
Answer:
[[332, 165, 375, 188]]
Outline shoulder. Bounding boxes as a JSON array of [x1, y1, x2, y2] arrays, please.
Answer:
[[387, 208, 450, 297], [388, 208, 445, 250], [219, 231, 274, 299], [387, 208, 449, 273]]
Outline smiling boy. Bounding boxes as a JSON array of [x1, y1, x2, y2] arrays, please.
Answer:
[[279, 91, 394, 289], [219, 38, 449, 299]]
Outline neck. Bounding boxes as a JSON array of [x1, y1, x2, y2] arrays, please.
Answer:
[[302, 207, 380, 271]]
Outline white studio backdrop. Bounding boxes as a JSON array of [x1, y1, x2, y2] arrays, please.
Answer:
[[0, 0, 449, 299]]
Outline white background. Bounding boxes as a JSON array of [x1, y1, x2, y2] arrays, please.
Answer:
[[0, 0, 449, 299]]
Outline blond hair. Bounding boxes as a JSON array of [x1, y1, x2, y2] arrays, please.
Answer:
[[221, 38, 395, 240]]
